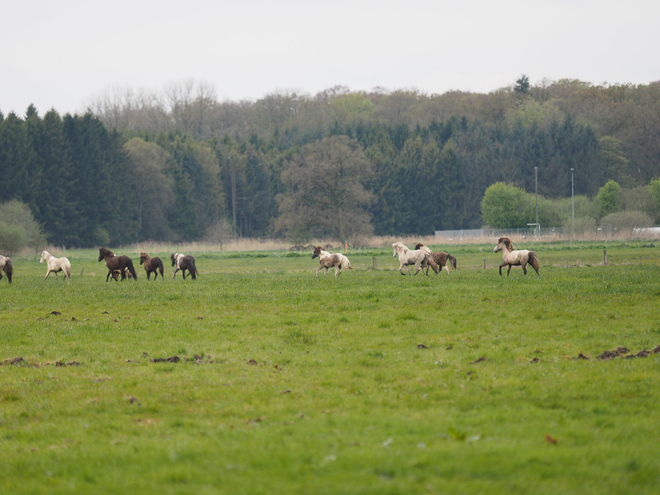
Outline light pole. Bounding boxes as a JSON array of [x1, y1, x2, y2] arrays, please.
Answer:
[[570, 168, 575, 236], [534, 167, 539, 237], [570, 168, 575, 220]]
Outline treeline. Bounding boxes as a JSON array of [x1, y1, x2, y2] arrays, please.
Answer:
[[1, 78, 659, 247]]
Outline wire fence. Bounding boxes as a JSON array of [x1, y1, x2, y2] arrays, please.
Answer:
[[435, 227, 660, 241]]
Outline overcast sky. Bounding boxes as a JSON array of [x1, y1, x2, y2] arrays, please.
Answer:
[[2, 0, 658, 116]]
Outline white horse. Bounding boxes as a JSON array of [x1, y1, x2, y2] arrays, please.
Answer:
[[311, 246, 353, 277], [392, 242, 439, 275], [40, 250, 71, 282], [0, 255, 13, 283], [493, 237, 540, 276]]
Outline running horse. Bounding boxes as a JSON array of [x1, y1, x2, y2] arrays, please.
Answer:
[[493, 237, 540, 276], [414, 243, 457, 275], [40, 250, 71, 282], [311, 246, 354, 277], [98, 247, 138, 281], [0, 255, 13, 284], [392, 242, 439, 275]]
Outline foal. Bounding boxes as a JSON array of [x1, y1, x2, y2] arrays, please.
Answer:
[[171, 253, 199, 280], [139, 252, 165, 280], [311, 246, 354, 277], [40, 250, 71, 282]]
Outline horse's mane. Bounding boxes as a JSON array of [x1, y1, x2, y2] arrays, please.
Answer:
[[498, 237, 514, 250], [99, 247, 114, 257]]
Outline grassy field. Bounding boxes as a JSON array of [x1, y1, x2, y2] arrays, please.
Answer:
[[1, 240, 660, 494]]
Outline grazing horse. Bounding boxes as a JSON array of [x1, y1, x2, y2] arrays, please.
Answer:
[[493, 237, 540, 276], [139, 252, 164, 280], [98, 247, 138, 282], [414, 243, 457, 275], [40, 251, 71, 282], [392, 242, 439, 275], [0, 255, 13, 284], [311, 246, 354, 277], [171, 253, 199, 280]]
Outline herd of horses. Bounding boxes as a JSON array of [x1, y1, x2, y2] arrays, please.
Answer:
[[0, 237, 539, 284], [312, 237, 539, 278]]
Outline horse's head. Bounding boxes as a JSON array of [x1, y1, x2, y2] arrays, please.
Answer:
[[170, 253, 179, 267], [414, 243, 423, 251], [98, 247, 110, 262], [40, 251, 48, 263], [494, 237, 512, 253], [392, 242, 405, 257], [311, 246, 323, 259], [139, 252, 148, 265]]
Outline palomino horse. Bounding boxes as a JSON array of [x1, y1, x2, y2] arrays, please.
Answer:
[[0, 255, 13, 283], [139, 252, 165, 280], [40, 251, 71, 282], [171, 253, 199, 280], [98, 247, 138, 281], [415, 243, 457, 275], [392, 242, 439, 275], [311, 246, 354, 277], [493, 237, 540, 276]]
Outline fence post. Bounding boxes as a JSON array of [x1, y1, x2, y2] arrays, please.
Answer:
[[373, 257, 377, 270], [604, 249, 607, 265], [483, 259, 486, 269]]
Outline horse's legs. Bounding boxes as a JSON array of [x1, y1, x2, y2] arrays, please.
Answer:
[[44, 269, 51, 281], [443, 265, 450, 275], [399, 263, 406, 275], [55, 272, 59, 281], [521, 262, 528, 275], [507, 265, 512, 276], [498, 262, 507, 276], [173, 268, 179, 279]]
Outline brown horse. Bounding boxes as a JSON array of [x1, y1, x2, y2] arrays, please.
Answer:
[[493, 237, 540, 276], [98, 247, 138, 282], [415, 243, 457, 275], [139, 252, 164, 280], [0, 255, 13, 284]]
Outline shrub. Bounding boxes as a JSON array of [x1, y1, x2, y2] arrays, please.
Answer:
[[597, 180, 621, 217], [0, 222, 26, 255], [600, 210, 654, 233], [561, 216, 597, 236], [481, 183, 532, 228]]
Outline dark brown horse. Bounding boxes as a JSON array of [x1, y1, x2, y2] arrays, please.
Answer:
[[171, 253, 199, 280], [139, 252, 164, 280], [0, 255, 13, 283], [415, 243, 457, 275], [98, 247, 138, 282]]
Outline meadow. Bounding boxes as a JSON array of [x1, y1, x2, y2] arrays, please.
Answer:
[[1, 240, 660, 494]]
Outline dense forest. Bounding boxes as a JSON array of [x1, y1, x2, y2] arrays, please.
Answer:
[[1, 77, 659, 248]]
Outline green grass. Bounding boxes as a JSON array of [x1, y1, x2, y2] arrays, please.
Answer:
[[1, 241, 660, 494]]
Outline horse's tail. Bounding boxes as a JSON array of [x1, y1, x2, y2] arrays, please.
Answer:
[[341, 256, 354, 270], [64, 260, 72, 280], [157, 259, 165, 279], [528, 251, 540, 275], [425, 253, 439, 274], [190, 259, 197, 280], [4, 258, 13, 283], [448, 254, 457, 270], [126, 259, 138, 280]]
